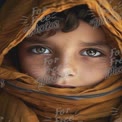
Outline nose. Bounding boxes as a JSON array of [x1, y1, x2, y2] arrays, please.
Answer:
[[53, 61, 77, 85], [57, 66, 76, 78], [53, 55, 77, 80]]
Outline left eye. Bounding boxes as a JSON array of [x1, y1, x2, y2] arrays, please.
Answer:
[[80, 48, 103, 57], [31, 47, 51, 54]]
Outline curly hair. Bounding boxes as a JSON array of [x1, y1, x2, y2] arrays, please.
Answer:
[[32, 4, 96, 37]]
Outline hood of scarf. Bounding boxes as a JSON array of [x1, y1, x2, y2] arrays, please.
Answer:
[[0, 0, 122, 121]]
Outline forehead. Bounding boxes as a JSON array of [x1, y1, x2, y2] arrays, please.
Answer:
[[54, 21, 106, 40], [37, 21, 107, 45], [23, 20, 109, 47]]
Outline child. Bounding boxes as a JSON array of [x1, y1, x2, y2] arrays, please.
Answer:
[[0, 0, 122, 122]]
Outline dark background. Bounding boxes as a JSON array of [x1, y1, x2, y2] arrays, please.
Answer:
[[0, 0, 6, 9]]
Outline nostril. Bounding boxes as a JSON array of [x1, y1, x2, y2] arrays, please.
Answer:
[[68, 74, 74, 76], [57, 70, 75, 78], [49, 65, 76, 78]]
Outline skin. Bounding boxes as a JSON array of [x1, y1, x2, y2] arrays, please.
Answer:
[[18, 21, 111, 88]]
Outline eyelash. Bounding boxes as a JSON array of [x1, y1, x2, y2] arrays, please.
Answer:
[[80, 48, 104, 57], [29, 46, 104, 57]]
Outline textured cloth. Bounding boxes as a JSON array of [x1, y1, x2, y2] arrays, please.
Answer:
[[0, 0, 122, 122]]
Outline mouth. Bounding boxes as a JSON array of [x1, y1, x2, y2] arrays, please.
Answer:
[[48, 84, 76, 88]]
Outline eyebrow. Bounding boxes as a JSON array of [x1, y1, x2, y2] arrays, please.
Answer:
[[80, 40, 110, 48], [24, 37, 48, 44], [24, 37, 110, 48]]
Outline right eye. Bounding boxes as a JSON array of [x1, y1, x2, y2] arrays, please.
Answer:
[[80, 48, 104, 57], [31, 46, 51, 54]]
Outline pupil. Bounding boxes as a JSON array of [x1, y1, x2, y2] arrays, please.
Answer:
[[37, 48, 45, 52], [87, 49, 96, 55]]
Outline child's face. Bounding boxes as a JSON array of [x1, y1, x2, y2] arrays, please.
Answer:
[[18, 21, 111, 88]]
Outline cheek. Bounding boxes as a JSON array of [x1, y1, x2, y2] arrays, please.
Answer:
[[19, 54, 48, 79], [78, 57, 111, 82]]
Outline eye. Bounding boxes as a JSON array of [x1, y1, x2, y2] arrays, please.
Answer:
[[80, 48, 104, 57], [31, 46, 51, 54]]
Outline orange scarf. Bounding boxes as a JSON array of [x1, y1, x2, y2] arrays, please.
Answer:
[[1, 68, 122, 121], [0, 0, 122, 121]]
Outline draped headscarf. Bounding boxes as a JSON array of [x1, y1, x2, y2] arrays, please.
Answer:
[[0, 0, 122, 122]]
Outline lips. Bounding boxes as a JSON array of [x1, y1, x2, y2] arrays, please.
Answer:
[[48, 84, 75, 88]]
